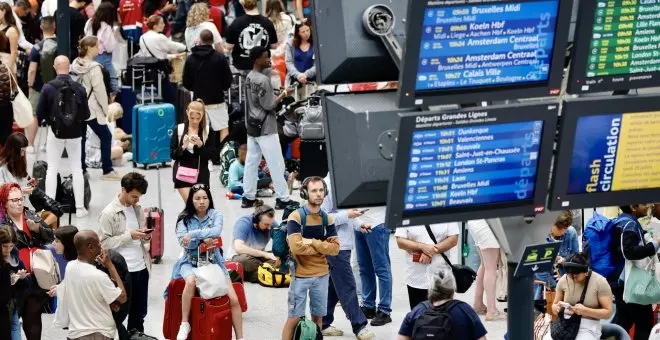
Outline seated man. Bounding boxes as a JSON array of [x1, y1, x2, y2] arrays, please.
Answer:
[[231, 202, 279, 283], [228, 143, 272, 195]]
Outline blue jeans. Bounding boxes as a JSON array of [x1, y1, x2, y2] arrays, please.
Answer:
[[81, 119, 114, 174], [11, 308, 20, 340], [244, 134, 289, 201], [354, 224, 392, 315], [288, 273, 329, 318], [323, 250, 368, 335], [94, 53, 118, 92]]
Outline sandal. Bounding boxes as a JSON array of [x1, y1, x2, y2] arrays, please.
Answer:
[[485, 311, 507, 321], [473, 306, 488, 315]]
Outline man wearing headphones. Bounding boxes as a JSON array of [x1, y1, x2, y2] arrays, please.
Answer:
[[231, 202, 279, 283], [282, 176, 340, 340]]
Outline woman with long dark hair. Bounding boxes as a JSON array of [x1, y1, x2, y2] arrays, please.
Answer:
[[171, 184, 243, 340], [0, 133, 62, 226], [1, 225, 29, 340], [0, 2, 19, 149], [0, 182, 54, 340], [84, 2, 119, 92], [285, 20, 315, 99], [170, 100, 218, 202]]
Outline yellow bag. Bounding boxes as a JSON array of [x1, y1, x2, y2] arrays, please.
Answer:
[[258, 263, 290, 288]]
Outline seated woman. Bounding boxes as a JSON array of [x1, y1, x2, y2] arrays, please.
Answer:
[[397, 268, 487, 340], [52, 225, 132, 340], [0, 133, 62, 227], [171, 184, 243, 340], [0, 183, 54, 340], [545, 253, 613, 340]]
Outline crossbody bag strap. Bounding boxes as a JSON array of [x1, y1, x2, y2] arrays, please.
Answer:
[[425, 224, 453, 266], [578, 273, 592, 304], [141, 35, 157, 58]]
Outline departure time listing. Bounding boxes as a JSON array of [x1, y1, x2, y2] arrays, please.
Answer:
[[585, 0, 660, 78], [404, 121, 543, 212]]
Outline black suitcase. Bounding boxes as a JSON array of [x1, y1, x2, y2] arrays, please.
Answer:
[[299, 140, 328, 179]]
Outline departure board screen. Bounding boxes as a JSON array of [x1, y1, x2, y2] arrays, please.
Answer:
[[568, 0, 660, 93], [404, 121, 543, 212], [568, 111, 660, 194], [415, 0, 559, 91], [386, 103, 556, 227]]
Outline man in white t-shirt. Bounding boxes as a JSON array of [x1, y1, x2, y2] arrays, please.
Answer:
[[54, 230, 127, 340], [394, 223, 460, 310], [98, 172, 154, 338]]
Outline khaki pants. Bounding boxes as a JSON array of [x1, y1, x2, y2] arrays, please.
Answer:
[[68, 332, 112, 340], [232, 253, 276, 283]]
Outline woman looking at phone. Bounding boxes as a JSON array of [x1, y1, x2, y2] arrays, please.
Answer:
[[546, 253, 613, 340], [1, 225, 30, 340], [0, 183, 54, 340], [0, 133, 63, 227], [171, 184, 243, 340]]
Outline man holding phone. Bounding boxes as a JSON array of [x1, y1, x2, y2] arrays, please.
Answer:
[[98, 173, 156, 339]]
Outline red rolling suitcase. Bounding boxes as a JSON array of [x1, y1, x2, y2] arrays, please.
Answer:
[[190, 296, 233, 340], [146, 166, 164, 263], [225, 260, 244, 282], [163, 279, 186, 339], [225, 261, 247, 312]]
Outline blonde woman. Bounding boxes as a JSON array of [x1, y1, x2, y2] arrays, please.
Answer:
[[170, 100, 218, 202], [184, 3, 224, 52]]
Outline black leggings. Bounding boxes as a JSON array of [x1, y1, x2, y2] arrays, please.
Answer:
[[407, 285, 428, 310], [613, 285, 653, 340], [21, 293, 47, 340]]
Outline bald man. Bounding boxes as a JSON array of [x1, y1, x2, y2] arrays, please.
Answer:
[[36, 55, 91, 218], [55, 230, 128, 340]]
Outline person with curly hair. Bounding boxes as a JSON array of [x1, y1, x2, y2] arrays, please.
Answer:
[[184, 3, 223, 52]]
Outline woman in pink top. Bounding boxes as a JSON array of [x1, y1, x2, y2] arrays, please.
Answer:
[[84, 2, 119, 93]]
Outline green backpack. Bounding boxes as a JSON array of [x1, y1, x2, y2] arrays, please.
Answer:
[[293, 317, 322, 340], [219, 141, 238, 187]]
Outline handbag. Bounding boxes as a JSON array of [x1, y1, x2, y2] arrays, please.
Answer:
[[549, 273, 591, 340], [194, 245, 228, 299], [622, 224, 660, 305], [9, 71, 34, 128], [175, 125, 201, 184], [424, 225, 476, 294]]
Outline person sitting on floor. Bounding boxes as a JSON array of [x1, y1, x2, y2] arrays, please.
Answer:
[[231, 202, 279, 283], [228, 144, 272, 196]]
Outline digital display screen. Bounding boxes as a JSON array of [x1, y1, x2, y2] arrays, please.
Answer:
[[584, 1, 660, 79], [403, 121, 544, 212], [415, 0, 559, 91], [568, 111, 660, 194]]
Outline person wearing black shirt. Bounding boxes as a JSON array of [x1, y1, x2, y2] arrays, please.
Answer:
[[225, 0, 278, 71], [59, 0, 90, 60]]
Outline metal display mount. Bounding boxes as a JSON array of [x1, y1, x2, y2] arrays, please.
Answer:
[[363, 4, 403, 69]]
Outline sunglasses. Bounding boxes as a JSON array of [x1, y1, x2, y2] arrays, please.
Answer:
[[191, 184, 208, 191]]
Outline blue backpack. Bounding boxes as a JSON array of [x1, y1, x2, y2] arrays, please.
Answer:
[[583, 212, 633, 280]]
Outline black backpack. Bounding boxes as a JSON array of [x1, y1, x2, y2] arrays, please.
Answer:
[[50, 80, 84, 139], [411, 300, 460, 340]]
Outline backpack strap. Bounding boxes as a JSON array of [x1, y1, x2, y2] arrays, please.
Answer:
[[297, 207, 306, 227]]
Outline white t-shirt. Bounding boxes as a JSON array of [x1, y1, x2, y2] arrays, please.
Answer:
[[116, 206, 146, 272], [185, 22, 223, 51], [394, 223, 460, 289], [57, 260, 122, 339]]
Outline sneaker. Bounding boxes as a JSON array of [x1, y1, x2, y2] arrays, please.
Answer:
[[257, 188, 274, 197], [370, 311, 392, 326], [176, 322, 191, 340], [75, 208, 89, 218], [129, 329, 158, 340], [356, 327, 376, 340], [321, 326, 344, 336], [102, 171, 122, 181], [241, 197, 263, 208], [26, 146, 34, 154], [361, 306, 376, 319], [275, 198, 299, 210]]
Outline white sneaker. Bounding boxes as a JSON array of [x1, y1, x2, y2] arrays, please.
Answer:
[[322, 326, 344, 336], [356, 327, 375, 340], [75, 208, 89, 218], [177, 322, 191, 340], [26, 146, 34, 154]]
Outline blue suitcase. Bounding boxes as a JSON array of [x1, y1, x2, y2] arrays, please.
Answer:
[[132, 103, 175, 168]]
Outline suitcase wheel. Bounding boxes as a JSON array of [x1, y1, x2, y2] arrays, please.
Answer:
[[132, 161, 137, 168], [152, 256, 162, 264]]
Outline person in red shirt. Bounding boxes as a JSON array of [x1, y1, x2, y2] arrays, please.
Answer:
[[118, 0, 144, 52]]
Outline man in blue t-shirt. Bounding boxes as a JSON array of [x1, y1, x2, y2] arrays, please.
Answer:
[[398, 268, 487, 340], [231, 203, 279, 282]]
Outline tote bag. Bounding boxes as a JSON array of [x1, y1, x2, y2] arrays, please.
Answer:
[[622, 224, 660, 305], [10, 71, 34, 128]]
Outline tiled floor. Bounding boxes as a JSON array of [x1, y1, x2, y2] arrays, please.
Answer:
[[27, 147, 507, 340]]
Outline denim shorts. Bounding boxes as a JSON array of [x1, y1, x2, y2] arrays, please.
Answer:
[[287, 274, 329, 318]]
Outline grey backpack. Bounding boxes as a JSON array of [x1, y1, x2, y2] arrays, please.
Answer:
[[299, 96, 324, 140]]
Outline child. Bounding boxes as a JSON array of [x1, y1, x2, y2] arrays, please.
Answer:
[[228, 144, 273, 196]]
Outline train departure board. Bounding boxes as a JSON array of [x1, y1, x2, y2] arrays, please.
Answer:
[[398, 0, 572, 107], [386, 103, 557, 227], [550, 95, 660, 210], [568, 0, 660, 93]]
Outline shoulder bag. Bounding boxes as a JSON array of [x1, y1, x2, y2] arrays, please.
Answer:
[[175, 124, 200, 184], [9, 70, 34, 128], [621, 223, 660, 305], [424, 225, 476, 293], [549, 273, 592, 340]]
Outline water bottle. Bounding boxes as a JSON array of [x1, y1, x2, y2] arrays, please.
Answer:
[[226, 192, 243, 200]]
